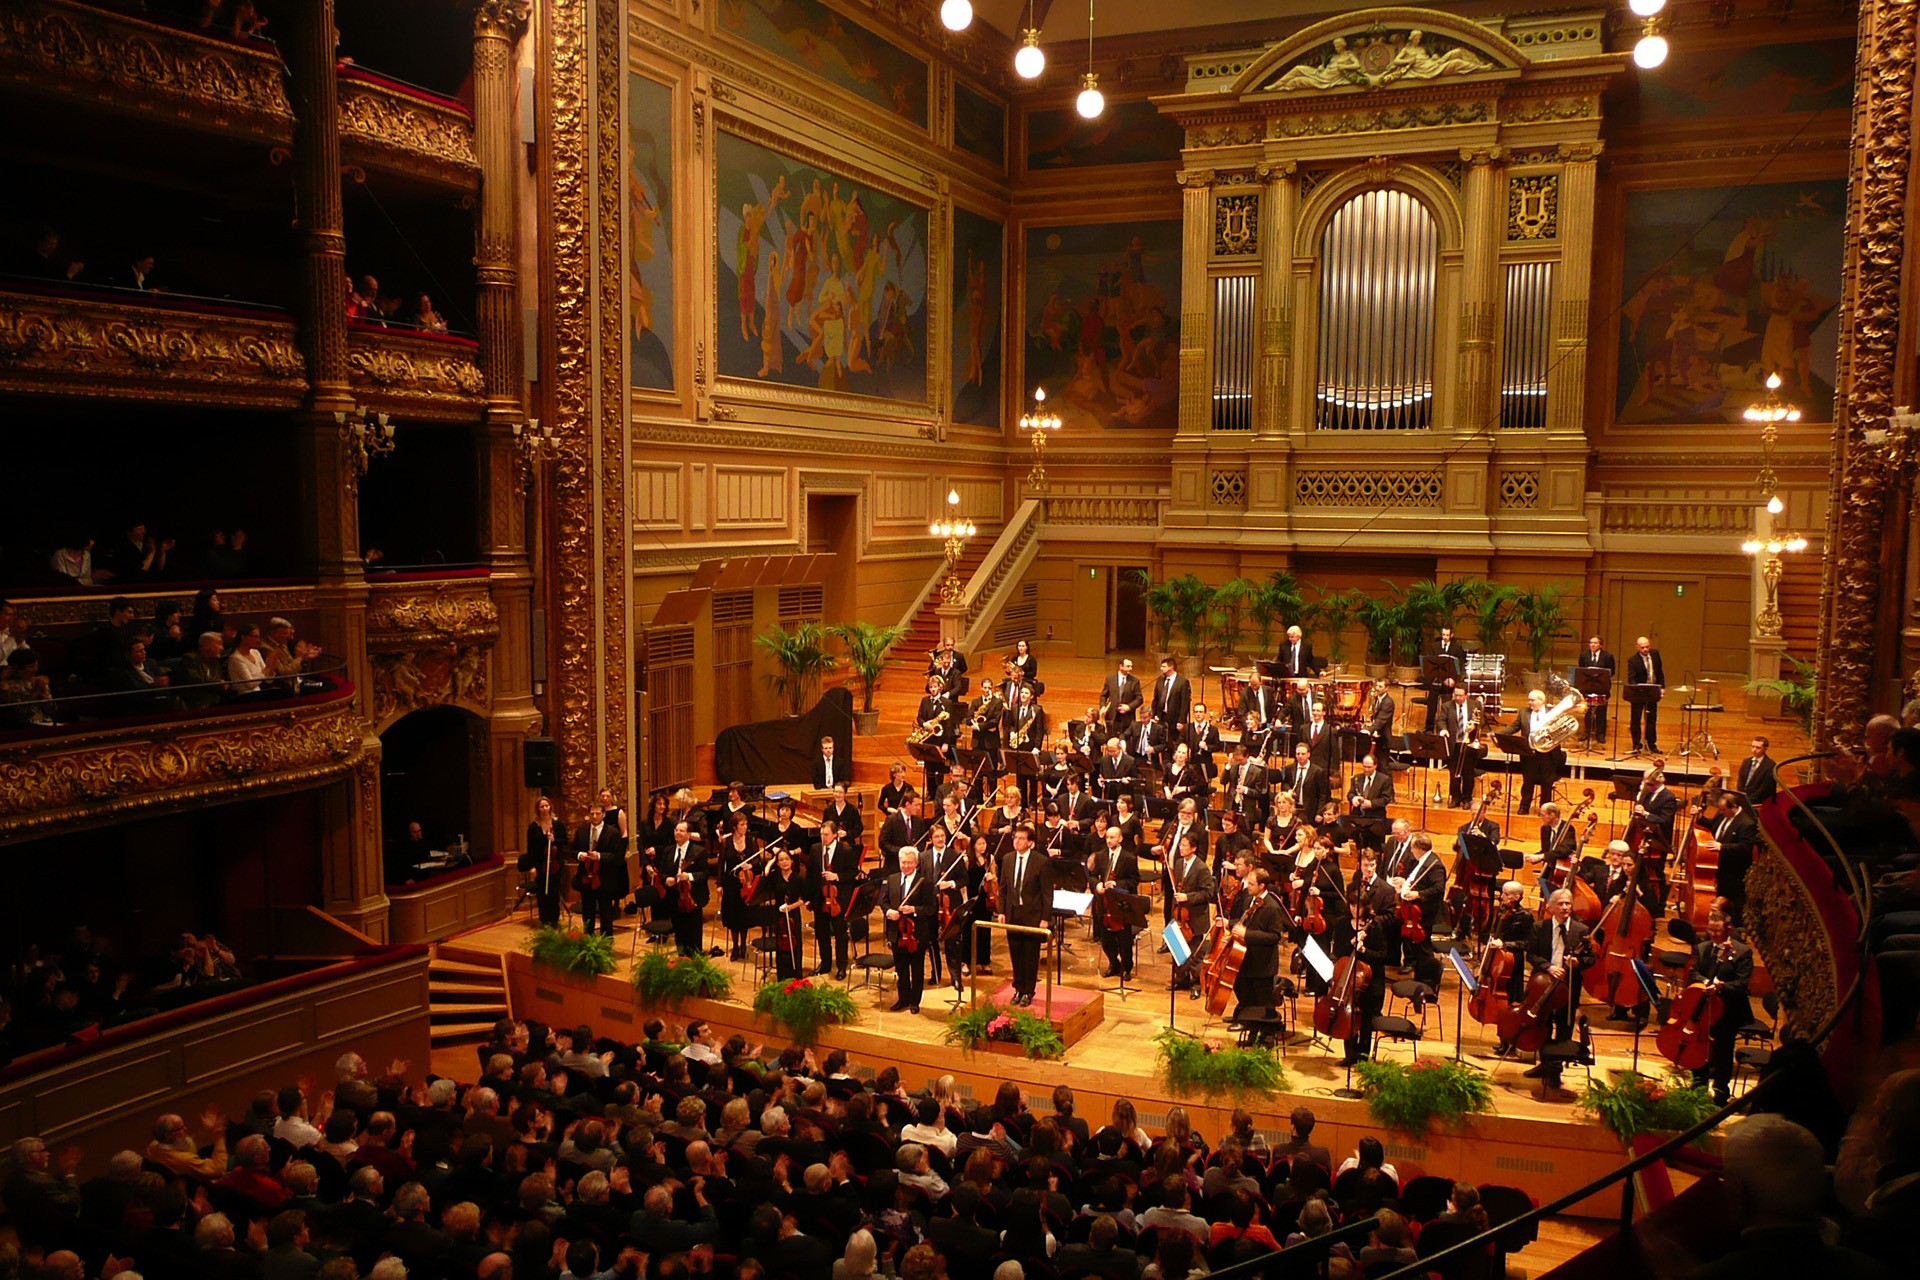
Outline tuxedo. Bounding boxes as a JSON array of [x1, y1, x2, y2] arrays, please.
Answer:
[[878, 810, 926, 875], [1129, 717, 1168, 765], [1736, 754, 1778, 806], [1278, 761, 1330, 823], [1233, 893, 1288, 1014], [1151, 671, 1192, 730], [1186, 720, 1223, 776], [1579, 647, 1617, 738], [915, 693, 957, 794], [998, 845, 1051, 997], [1278, 638, 1315, 678], [1688, 938, 1755, 1094], [1100, 670, 1144, 730], [1337, 768, 1396, 851], [1626, 649, 1666, 749], [1511, 707, 1566, 812], [812, 749, 846, 790], [1222, 759, 1269, 825], [1060, 788, 1098, 832], [812, 836, 862, 974], [1438, 699, 1481, 804], [880, 866, 938, 1009], [1524, 915, 1593, 1084], [573, 819, 628, 935], [926, 649, 969, 679], [1167, 853, 1215, 985], [1095, 750, 1139, 802], [1300, 718, 1338, 775], [1424, 638, 1468, 728], [1707, 809, 1760, 918], [660, 839, 709, 954], [1089, 845, 1141, 976], [1238, 681, 1279, 732], [1156, 815, 1209, 891], [1637, 782, 1679, 829], [1366, 690, 1396, 756]]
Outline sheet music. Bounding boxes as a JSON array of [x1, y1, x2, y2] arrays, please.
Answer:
[[1164, 924, 1192, 967], [1447, 947, 1479, 994], [1052, 889, 1094, 916], [1302, 935, 1334, 983]]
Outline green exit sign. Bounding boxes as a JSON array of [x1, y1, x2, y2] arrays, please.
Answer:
[[1675, 584, 1686, 597]]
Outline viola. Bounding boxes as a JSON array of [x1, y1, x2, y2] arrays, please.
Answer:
[[1395, 890, 1427, 945], [897, 908, 921, 954], [1302, 874, 1328, 936], [1313, 925, 1371, 1040], [823, 879, 842, 918], [1467, 939, 1516, 1026], [677, 872, 698, 915], [1656, 979, 1726, 1071]]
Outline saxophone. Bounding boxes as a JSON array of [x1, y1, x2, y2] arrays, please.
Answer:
[[908, 704, 950, 745], [1008, 710, 1034, 750]]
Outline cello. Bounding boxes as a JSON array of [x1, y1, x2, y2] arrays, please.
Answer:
[[1656, 970, 1728, 1072], [1467, 939, 1517, 1027], [1313, 922, 1372, 1041], [1201, 921, 1248, 1017], [1497, 962, 1576, 1054]]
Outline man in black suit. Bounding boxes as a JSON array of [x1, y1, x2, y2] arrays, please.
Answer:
[[1520, 888, 1593, 1092], [913, 676, 956, 797], [1338, 754, 1395, 850], [1512, 689, 1567, 814], [1626, 635, 1666, 753], [1099, 658, 1143, 733], [877, 790, 924, 877], [1737, 736, 1778, 806], [1688, 910, 1754, 1104], [881, 845, 937, 1013], [811, 819, 861, 978], [572, 804, 626, 936], [1061, 771, 1099, 833], [1702, 794, 1760, 923], [1126, 710, 1167, 769], [1230, 869, 1288, 1017], [812, 736, 847, 790], [1090, 825, 1140, 980], [1424, 626, 1469, 730], [1221, 743, 1268, 828], [1389, 833, 1446, 981], [1300, 706, 1339, 788], [1366, 685, 1396, 762], [1278, 743, 1330, 824], [1437, 686, 1482, 807], [659, 820, 709, 955], [1239, 678, 1279, 738], [1150, 655, 1192, 737], [926, 639, 969, 681], [1278, 625, 1315, 678], [1095, 738, 1138, 804], [1166, 831, 1215, 994], [1634, 766, 1679, 829], [1152, 798, 1209, 921], [1578, 636, 1617, 741], [1002, 683, 1047, 804], [996, 825, 1050, 1006]]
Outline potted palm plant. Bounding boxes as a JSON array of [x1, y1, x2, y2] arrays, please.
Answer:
[[1132, 571, 1216, 673], [1210, 578, 1253, 663], [1246, 570, 1306, 654], [828, 620, 906, 736], [1471, 581, 1520, 674], [753, 621, 837, 717], [1354, 591, 1401, 680], [1513, 584, 1575, 691], [1307, 586, 1362, 668]]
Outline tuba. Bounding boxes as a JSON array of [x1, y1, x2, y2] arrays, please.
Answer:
[[1530, 675, 1585, 752]]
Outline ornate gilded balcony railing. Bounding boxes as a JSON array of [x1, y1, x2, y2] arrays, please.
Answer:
[[338, 67, 481, 191], [0, 0, 295, 144], [0, 284, 305, 407], [0, 674, 372, 845], [365, 573, 500, 729], [346, 323, 486, 421]]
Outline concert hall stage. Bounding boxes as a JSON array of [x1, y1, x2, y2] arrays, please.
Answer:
[[452, 915, 1705, 1220]]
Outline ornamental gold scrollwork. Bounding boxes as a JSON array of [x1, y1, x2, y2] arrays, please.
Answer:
[[0, 698, 370, 843], [366, 584, 502, 648], [1742, 836, 1837, 1042], [346, 342, 486, 399], [1268, 99, 1490, 139], [371, 646, 491, 727], [338, 79, 482, 188]]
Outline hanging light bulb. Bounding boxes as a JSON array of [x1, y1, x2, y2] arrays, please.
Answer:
[[1015, 29, 1046, 79], [1628, 0, 1666, 15], [940, 0, 973, 32], [1633, 33, 1668, 68], [1766, 494, 1785, 516], [1076, 71, 1104, 119]]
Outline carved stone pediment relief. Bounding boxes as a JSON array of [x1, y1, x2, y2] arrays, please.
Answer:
[[1267, 27, 1500, 94], [366, 581, 501, 650]]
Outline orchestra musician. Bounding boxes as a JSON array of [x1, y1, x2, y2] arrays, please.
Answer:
[[1594, 841, 1652, 1026], [573, 803, 627, 938], [1002, 681, 1047, 804], [1240, 709, 1276, 763], [1627, 636, 1666, 754], [1239, 675, 1280, 737], [1520, 889, 1594, 1093], [811, 818, 861, 980], [1579, 637, 1616, 742], [985, 784, 1027, 846], [1162, 742, 1207, 810], [1423, 627, 1469, 731], [967, 833, 996, 975], [877, 786, 925, 878], [1337, 854, 1397, 1067], [1127, 707, 1169, 770], [1112, 793, 1145, 859], [1278, 625, 1315, 678], [1167, 832, 1215, 995], [1513, 690, 1566, 814], [1737, 736, 1778, 806], [1187, 702, 1224, 777], [1007, 638, 1038, 689], [1154, 798, 1209, 925], [1366, 684, 1396, 762], [1301, 703, 1338, 776], [1070, 707, 1104, 756], [1060, 770, 1098, 834], [928, 824, 971, 985], [1289, 835, 1345, 960], [1336, 754, 1395, 851], [1488, 881, 1537, 1056], [914, 676, 957, 797], [660, 819, 708, 955], [1213, 808, 1255, 881], [812, 735, 846, 790], [1278, 742, 1332, 823], [1230, 869, 1289, 1018], [1687, 910, 1753, 1105], [1221, 742, 1269, 829], [1285, 680, 1318, 739], [1151, 655, 1192, 736], [1701, 794, 1760, 924], [718, 810, 759, 962], [878, 763, 913, 819], [520, 796, 567, 928], [1381, 819, 1415, 878], [935, 792, 970, 849], [1389, 834, 1446, 983], [822, 782, 863, 845], [996, 824, 1050, 1006], [928, 640, 967, 692], [969, 677, 1006, 785], [1090, 825, 1141, 980], [1095, 738, 1139, 804], [1264, 801, 1308, 869], [1438, 686, 1483, 807], [717, 782, 753, 837], [1100, 657, 1144, 733], [881, 846, 936, 1014], [761, 847, 807, 980], [1632, 766, 1679, 912]]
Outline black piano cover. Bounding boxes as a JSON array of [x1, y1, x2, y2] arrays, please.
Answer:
[[713, 686, 856, 786]]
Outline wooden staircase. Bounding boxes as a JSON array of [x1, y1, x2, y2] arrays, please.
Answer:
[[427, 943, 511, 1049], [898, 542, 990, 664]]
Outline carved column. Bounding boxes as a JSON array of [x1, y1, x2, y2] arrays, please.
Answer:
[[1815, 0, 1916, 748], [1256, 161, 1298, 441], [1548, 145, 1600, 442], [1177, 170, 1213, 439], [1454, 147, 1502, 438]]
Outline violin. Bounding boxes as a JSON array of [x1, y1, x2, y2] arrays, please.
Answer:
[[896, 908, 921, 954], [580, 850, 602, 892], [1313, 923, 1371, 1040], [823, 879, 842, 918], [677, 871, 698, 915]]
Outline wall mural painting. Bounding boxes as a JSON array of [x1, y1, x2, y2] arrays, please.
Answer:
[[719, 0, 929, 128], [1025, 98, 1184, 170], [954, 81, 1007, 170], [716, 132, 929, 402], [1023, 220, 1180, 430], [951, 207, 1003, 428], [628, 72, 674, 391], [1616, 179, 1844, 425], [1619, 39, 1854, 130]]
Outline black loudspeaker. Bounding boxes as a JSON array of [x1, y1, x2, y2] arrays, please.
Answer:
[[523, 737, 558, 790]]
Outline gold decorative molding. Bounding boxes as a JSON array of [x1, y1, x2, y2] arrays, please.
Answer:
[[7, 584, 318, 630], [1598, 500, 1753, 537], [0, 0, 294, 143], [370, 645, 491, 729], [345, 329, 486, 419], [0, 694, 370, 845], [1294, 469, 1444, 509], [1744, 833, 1840, 1045], [338, 75, 482, 191], [1267, 97, 1493, 139], [473, 0, 532, 38], [366, 580, 501, 650], [0, 288, 305, 407], [593, 0, 629, 793], [1506, 173, 1558, 240]]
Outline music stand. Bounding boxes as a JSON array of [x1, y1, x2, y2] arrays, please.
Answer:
[[1103, 890, 1152, 999], [1492, 730, 1527, 827], [1614, 685, 1663, 761], [1407, 731, 1449, 825], [1573, 667, 1612, 753], [1005, 748, 1045, 804], [1421, 655, 1461, 731]]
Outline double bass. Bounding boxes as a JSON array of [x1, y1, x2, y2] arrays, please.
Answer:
[[1313, 923, 1372, 1041], [1448, 783, 1503, 942], [1539, 790, 1596, 892], [1582, 873, 1655, 1008]]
